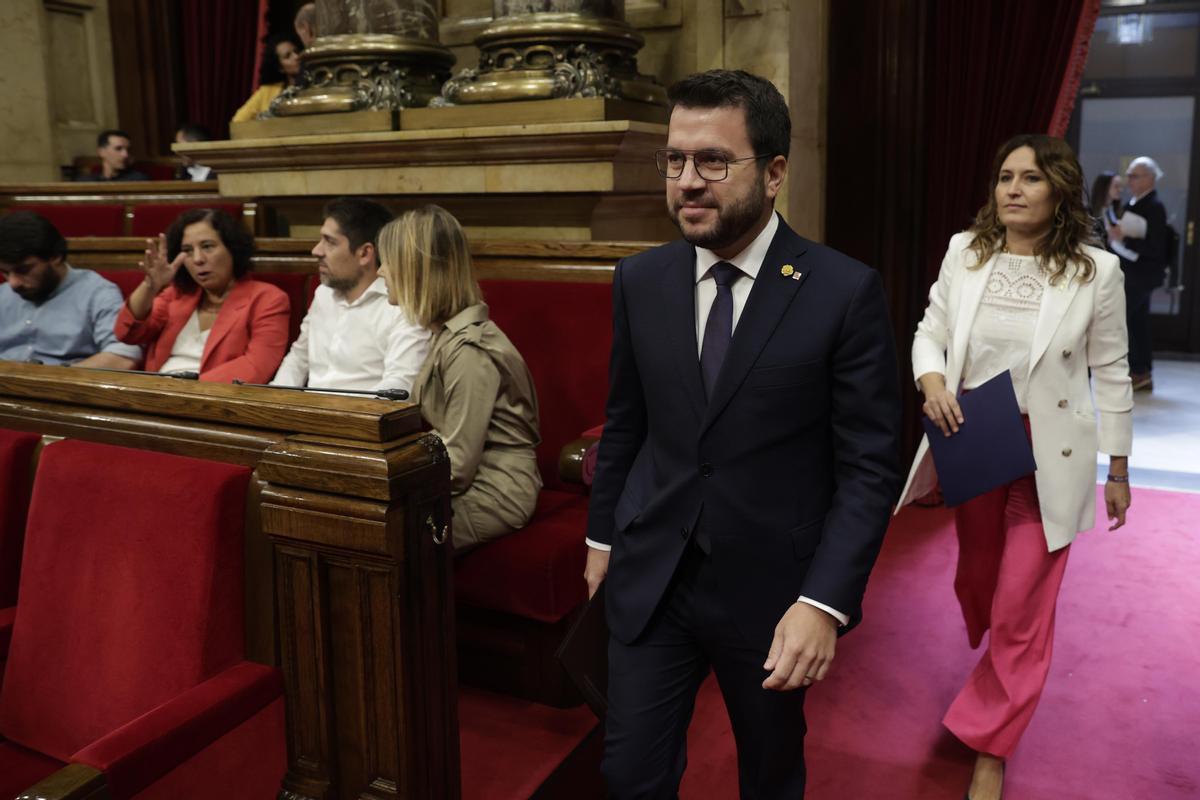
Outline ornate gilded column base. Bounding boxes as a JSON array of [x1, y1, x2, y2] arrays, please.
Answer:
[[440, 13, 665, 106], [271, 34, 456, 115]]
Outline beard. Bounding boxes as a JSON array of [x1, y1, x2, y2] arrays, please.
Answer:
[[669, 172, 767, 252], [13, 269, 62, 304], [320, 272, 359, 294]]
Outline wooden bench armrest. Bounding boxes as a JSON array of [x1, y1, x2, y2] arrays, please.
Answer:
[[16, 764, 109, 800], [558, 435, 601, 486]]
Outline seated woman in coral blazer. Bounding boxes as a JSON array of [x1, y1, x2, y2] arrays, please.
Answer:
[[115, 208, 289, 383]]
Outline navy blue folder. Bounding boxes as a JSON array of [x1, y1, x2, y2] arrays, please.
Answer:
[[921, 370, 1037, 508]]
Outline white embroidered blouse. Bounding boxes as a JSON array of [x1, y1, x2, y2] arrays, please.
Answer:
[[962, 253, 1047, 412]]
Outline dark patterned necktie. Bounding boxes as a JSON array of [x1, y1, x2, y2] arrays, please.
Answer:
[[700, 261, 741, 398]]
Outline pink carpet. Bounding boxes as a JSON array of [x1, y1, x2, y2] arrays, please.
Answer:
[[680, 486, 1200, 799]]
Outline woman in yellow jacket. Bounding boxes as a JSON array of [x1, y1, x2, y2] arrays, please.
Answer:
[[231, 33, 303, 124]]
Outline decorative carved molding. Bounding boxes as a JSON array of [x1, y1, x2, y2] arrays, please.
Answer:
[[440, 12, 665, 105]]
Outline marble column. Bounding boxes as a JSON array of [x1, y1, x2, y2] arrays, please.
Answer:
[[271, 0, 455, 116], [439, 0, 664, 105]]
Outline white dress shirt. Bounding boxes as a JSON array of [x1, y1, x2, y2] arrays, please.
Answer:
[[271, 276, 430, 393], [158, 309, 210, 374], [589, 213, 849, 626]]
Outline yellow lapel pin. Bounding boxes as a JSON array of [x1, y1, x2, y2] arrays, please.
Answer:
[[780, 264, 794, 277]]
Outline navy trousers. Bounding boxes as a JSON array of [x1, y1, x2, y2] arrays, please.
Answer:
[[601, 542, 808, 799]]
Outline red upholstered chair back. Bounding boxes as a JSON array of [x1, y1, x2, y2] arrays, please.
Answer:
[[9, 204, 126, 237], [0, 440, 251, 762], [255, 273, 312, 345], [0, 429, 40, 609], [129, 203, 245, 237], [96, 270, 146, 299], [479, 279, 613, 491]]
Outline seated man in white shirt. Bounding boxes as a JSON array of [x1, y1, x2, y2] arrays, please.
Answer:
[[272, 198, 430, 393]]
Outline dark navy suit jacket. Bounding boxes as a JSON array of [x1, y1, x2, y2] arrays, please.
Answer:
[[586, 217, 903, 649]]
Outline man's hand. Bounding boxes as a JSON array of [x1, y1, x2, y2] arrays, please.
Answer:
[[584, 547, 610, 599], [762, 602, 837, 691], [1107, 224, 1124, 243]]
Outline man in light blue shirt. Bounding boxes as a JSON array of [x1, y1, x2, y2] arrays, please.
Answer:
[[0, 211, 141, 368]]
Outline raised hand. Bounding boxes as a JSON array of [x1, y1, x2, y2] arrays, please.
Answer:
[[140, 233, 185, 294]]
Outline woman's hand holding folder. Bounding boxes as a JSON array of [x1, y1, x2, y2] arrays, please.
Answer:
[[919, 372, 964, 437]]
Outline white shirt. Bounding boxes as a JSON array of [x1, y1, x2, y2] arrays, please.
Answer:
[[159, 309, 209, 374], [271, 276, 431, 393], [963, 253, 1046, 413], [186, 164, 213, 182], [588, 213, 849, 625]]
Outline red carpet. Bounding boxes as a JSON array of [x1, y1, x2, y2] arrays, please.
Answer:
[[679, 487, 1200, 799]]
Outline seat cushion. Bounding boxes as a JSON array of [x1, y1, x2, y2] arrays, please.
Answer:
[[0, 440, 251, 761], [0, 739, 65, 798], [454, 490, 589, 624]]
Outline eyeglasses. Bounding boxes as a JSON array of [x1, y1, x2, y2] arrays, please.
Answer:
[[654, 149, 772, 181]]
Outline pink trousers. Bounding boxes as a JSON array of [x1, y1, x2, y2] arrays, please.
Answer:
[[942, 472, 1070, 757]]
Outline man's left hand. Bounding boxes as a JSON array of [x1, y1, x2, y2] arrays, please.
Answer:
[[762, 602, 838, 691]]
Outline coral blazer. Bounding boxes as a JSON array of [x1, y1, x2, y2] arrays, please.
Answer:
[[115, 278, 290, 384], [897, 232, 1133, 551]]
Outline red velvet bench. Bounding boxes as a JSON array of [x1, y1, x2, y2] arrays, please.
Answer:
[[453, 278, 612, 707]]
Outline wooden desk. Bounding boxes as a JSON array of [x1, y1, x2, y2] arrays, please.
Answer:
[[0, 363, 457, 799]]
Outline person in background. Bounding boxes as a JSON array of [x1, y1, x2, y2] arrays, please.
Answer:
[[174, 123, 217, 182], [1108, 156, 1168, 392], [0, 211, 142, 368], [294, 2, 317, 47], [377, 205, 541, 552], [898, 134, 1132, 800], [231, 32, 304, 124], [1088, 170, 1122, 249], [75, 130, 150, 182], [271, 197, 430, 392], [114, 208, 289, 383]]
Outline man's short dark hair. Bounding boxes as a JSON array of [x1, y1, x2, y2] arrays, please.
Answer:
[[0, 211, 68, 267], [97, 129, 131, 148], [176, 123, 212, 143], [164, 208, 255, 293], [667, 70, 791, 161], [322, 197, 394, 256]]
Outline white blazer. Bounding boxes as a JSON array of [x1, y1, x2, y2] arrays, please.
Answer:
[[897, 232, 1133, 551]]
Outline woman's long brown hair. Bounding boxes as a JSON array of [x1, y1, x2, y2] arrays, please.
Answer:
[[968, 134, 1098, 285]]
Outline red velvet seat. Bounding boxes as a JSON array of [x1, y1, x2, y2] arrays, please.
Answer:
[[10, 204, 126, 237], [0, 440, 287, 798], [451, 279, 612, 705], [455, 490, 590, 624], [0, 429, 39, 610], [255, 272, 312, 345], [129, 203, 245, 237]]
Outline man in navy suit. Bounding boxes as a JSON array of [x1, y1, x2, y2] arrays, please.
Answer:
[[584, 70, 902, 798]]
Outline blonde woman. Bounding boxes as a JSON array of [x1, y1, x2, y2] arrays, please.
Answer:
[[378, 205, 542, 552], [898, 135, 1133, 800]]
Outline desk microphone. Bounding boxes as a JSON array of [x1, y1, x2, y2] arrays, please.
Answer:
[[230, 381, 409, 401]]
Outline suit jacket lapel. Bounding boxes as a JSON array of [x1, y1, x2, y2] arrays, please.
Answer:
[[200, 280, 251, 369], [947, 254, 995, 390], [1028, 270, 1082, 379], [660, 245, 707, 424], [700, 225, 809, 434]]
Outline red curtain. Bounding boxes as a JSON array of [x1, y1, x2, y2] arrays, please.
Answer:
[[922, 0, 1101, 285], [179, 0, 263, 139]]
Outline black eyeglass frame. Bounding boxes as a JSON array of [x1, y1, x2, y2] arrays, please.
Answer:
[[654, 148, 774, 181]]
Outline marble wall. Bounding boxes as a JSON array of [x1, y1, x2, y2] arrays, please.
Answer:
[[0, 0, 120, 182], [438, 0, 828, 240]]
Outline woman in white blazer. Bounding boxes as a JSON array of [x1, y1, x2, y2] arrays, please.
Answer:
[[898, 135, 1133, 800]]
